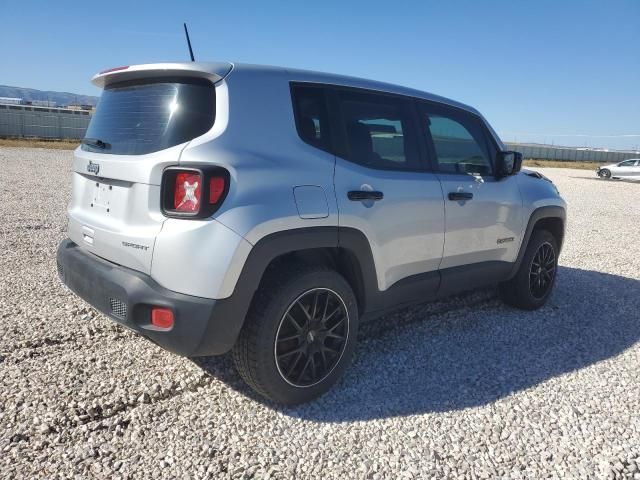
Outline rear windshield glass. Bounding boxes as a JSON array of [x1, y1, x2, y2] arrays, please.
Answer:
[[82, 78, 215, 155]]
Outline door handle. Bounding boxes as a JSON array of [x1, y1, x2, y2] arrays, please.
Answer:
[[448, 191, 473, 201], [348, 190, 384, 201]]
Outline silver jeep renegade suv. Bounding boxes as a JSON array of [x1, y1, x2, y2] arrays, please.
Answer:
[[57, 61, 566, 404]]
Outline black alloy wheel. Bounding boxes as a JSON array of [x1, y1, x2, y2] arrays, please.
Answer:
[[529, 241, 556, 299], [233, 266, 358, 404], [274, 288, 349, 387], [498, 229, 559, 310]]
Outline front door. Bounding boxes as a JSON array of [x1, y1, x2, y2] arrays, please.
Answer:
[[417, 102, 523, 271]]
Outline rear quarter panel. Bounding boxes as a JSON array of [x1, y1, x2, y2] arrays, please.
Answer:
[[178, 65, 339, 244]]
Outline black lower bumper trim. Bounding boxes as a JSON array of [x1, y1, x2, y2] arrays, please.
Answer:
[[56, 239, 242, 357]]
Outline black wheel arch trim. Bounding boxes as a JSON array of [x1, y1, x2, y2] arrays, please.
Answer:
[[193, 228, 342, 355], [197, 227, 380, 355], [508, 205, 566, 280]]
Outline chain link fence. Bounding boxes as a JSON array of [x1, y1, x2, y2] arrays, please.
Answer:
[[505, 142, 639, 163], [0, 104, 90, 140]]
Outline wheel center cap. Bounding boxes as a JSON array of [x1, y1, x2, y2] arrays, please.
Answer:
[[307, 331, 316, 343]]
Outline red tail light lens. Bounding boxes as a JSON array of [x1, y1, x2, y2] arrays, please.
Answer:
[[174, 172, 202, 212], [151, 307, 174, 329], [209, 177, 225, 204]]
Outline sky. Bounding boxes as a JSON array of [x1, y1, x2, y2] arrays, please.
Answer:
[[1, 0, 639, 150]]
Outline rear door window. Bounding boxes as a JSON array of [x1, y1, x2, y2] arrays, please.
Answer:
[[336, 90, 421, 170], [82, 78, 215, 155]]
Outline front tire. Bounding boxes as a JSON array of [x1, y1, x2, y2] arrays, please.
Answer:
[[599, 168, 611, 179], [232, 266, 359, 404], [499, 229, 558, 310]]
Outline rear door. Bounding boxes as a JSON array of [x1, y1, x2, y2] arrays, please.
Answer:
[[68, 78, 216, 274], [330, 87, 445, 293], [417, 102, 523, 270]]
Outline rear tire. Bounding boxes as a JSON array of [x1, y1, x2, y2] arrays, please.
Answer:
[[499, 229, 558, 310], [232, 266, 359, 405]]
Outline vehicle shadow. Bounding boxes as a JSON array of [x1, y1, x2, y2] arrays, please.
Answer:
[[193, 266, 640, 421]]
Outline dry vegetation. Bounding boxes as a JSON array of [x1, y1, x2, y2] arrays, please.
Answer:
[[523, 159, 603, 170], [0, 138, 79, 150]]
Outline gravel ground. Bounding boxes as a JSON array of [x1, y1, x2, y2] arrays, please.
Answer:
[[1, 147, 639, 480]]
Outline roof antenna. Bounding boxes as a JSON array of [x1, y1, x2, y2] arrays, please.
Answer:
[[183, 23, 195, 62]]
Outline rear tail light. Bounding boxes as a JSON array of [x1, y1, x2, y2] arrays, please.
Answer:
[[151, 307, 174, 329], [174, 171, 202, 212], [161, 166, 229, 218]]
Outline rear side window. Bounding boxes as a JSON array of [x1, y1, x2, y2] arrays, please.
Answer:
[[82, 78, 215, 155], [291, 85, 332, 153], [419, 104, 493, 176], [337, 91, 420, 170]]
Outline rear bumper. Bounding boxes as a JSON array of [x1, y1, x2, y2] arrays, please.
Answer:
[[56, 239, 243, 357]]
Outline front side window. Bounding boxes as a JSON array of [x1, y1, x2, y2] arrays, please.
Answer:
[[337, 91, 420, 170], [420, 105, 493, 176], [82, 78, 215, 155], [619, 160, 636, 167]]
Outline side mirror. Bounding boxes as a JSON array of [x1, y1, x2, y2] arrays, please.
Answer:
[[496, 151, 523, 178]]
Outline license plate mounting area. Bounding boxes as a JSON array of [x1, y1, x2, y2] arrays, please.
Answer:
[[92, 181, 112, 212]]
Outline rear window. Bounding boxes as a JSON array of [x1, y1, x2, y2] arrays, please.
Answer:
[[82, 78, 215, 155]]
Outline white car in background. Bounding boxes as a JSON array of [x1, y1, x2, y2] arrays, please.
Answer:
[[597, 159, 640, 179]]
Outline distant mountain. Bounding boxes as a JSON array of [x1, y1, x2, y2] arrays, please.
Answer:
[[0, 85, 98, 107]]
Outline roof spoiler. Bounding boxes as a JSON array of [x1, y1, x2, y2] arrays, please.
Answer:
[[91, 62, 234, 88]]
